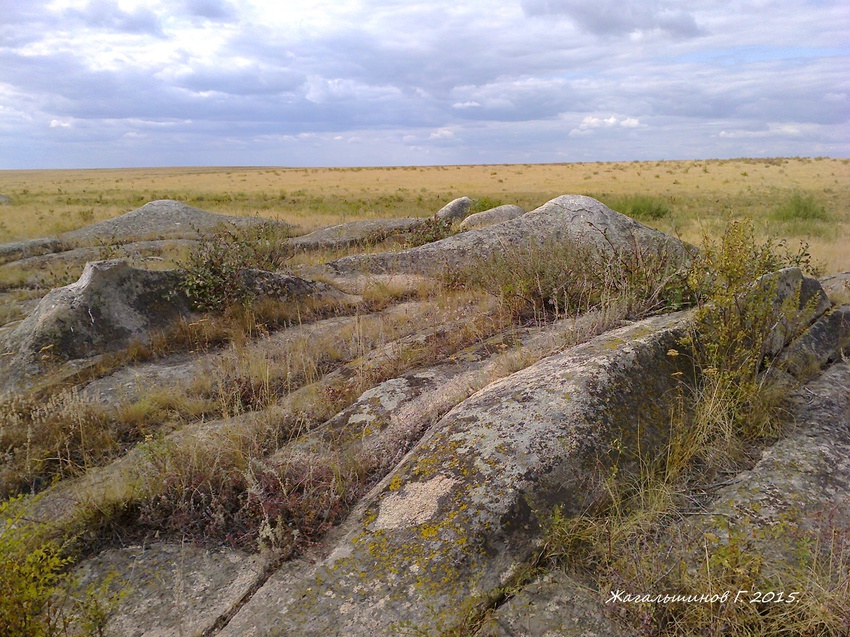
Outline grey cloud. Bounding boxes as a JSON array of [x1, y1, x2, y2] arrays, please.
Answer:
[[521, 0, 703, 38], [179, 0, 238, 22], [63, 0, 164, 36]]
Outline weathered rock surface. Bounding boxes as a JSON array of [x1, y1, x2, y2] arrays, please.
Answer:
[[458, 204, 526, 231], [72, 543, 269, 637], [0, 239, 198, 286], [286, 217, 427, 251], [777, 304, 850, 379], [821, 271, 850, 304], [60, 199, 284, 246], [237, 268, 359, 305], [474, 570, 626, 637], [435, 196, 473, 222], [760, 266, 832, 357], [0, 260, 191, 391], [0, 236, 66, 265], [220, 312, 693, 636], [682, 362, 850, 577], [0, 193, 11, 205], [328, 195, 690, 276]]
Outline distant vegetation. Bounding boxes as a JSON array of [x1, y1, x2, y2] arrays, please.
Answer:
[[0, 157, 847, 272]]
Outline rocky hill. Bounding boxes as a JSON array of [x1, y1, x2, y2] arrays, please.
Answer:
[[0, 196, 848, 636]]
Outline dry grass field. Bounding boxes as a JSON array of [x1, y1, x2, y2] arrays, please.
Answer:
[[0, 157, 848, 273]]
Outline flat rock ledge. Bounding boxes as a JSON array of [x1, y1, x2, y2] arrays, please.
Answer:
[[219, 311, 694, 636], [286, 217, 427, 251]]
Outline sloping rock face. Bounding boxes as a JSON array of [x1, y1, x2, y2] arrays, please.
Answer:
[[220, 312, 694, 636], [0, 260, 190, 390], [435, 196, 473, 221], [821, 271, 850, 304], [237, 268, 359, 305], [777, 304, 850, 378], [59, 199, 283, 245], [681, 362, 850, 578], [458, 204, 526, 231], [72, 543, 269, 637], [286, 217, 426, 251], [328, 195, 690, 275]]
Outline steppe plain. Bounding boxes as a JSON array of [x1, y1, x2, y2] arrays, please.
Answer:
[[1, 157, 849, 636], [1, 157, 848, 273]]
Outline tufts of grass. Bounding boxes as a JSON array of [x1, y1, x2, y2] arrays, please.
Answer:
[[446, 235, 688, 324], [542, 218, 845, 636]]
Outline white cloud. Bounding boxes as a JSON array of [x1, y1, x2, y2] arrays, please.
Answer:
[[569, 115, 643, 136]]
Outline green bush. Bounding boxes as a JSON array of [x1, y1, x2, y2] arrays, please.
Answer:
[[181, 223, 292, 311], [607, 194, 671, 220], [773, 191, 831, 222], [468, 196, 503, 215], [0, 497, 70, 637], [405, 217, 455, 247]]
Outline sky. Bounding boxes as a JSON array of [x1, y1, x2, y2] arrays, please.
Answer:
[[0, 0, 848, 169]]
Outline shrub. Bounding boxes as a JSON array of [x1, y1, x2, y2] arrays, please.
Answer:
[[0, 497, 70, 637], [773, 191, 831, 222], [405, 217, 455, 247], [607, 194, 671, 220], [181, 223, 292, 311]]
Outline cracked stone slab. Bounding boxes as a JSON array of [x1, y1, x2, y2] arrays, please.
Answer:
[[220, 312, 694, 636], [72, 542, 269, 637]]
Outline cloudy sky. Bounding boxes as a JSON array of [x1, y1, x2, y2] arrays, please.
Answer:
[[1, 0, 848, 169]]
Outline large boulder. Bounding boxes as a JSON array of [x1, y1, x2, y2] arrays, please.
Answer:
[[0, 260, 191, 391], [59, 199, 285, 245], [458, 204, 525, 231], [328, 195, 690, 276], [219, 312, 694, 636], [435, 196, 473, 222]]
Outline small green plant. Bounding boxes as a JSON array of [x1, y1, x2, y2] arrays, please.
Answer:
[[774, 191, 831, 222], [468, 196, 503, 214], [607, 194, 671, 220], [0, 496, 70, 637]]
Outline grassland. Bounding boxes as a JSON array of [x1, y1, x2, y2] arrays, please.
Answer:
[[0, 157, 848, 273]]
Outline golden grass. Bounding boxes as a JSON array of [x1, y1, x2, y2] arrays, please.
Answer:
[[1, 158, 847, 272]]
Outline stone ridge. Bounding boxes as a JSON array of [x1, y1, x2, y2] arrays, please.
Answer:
[[219, 312, 694, 635], [328, 194, 690, 275]]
